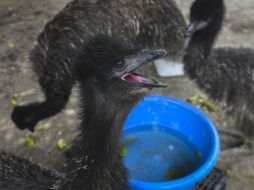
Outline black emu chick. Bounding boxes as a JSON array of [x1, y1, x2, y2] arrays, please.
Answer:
[[11, 0, 185, 132], [1, 35, 167, 190], [184, 0, 254, 135]]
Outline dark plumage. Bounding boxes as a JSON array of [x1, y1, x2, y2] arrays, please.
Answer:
[[2, 35, 167, 189], [0, 152, 63, 190], [11, 0, 185, 132], [184, 0, 254, 135]]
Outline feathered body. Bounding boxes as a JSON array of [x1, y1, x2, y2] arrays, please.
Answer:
[[184, 0, 254, 134], [12, 0, 185, 131]]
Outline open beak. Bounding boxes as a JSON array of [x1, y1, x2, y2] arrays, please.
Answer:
[[185, 20, 209, 38], [120, 49, 168, 88]]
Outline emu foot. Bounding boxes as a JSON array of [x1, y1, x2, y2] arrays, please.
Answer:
[[221, 143, 252, 156], [11, 106, 38, 132], [218, 126, 244, 150], [219, 126, 253, 156]]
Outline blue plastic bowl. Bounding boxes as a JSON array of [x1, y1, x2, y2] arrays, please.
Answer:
[[123, 95, 220, 190]]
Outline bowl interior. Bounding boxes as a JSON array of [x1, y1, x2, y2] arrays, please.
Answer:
[[123, 96, 220, 189]]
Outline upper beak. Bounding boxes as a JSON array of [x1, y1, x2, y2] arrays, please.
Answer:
[[185, 20, 209, 38], [124, 49, 168, 73]]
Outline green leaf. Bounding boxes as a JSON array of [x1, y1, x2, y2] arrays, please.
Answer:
[[164, 170, 176, 180], [25, 136, 35, 147], [11, 99, 17, 106], [186, 95, 202, 104], [186, 94, 219, 112], [121, 146, 128, 157], [122, 137, 138, 147], [196, 151, 202, 158], [164, 167, 186, 181], [200, 100, 219, 112], [121, 137, 138, 157], [8, 42, 15, 49], [57, 138, 68, 150], [37, 124, 45, 131]]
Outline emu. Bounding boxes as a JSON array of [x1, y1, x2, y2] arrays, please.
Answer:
[[11, 0, 185, 132], [184, 0, 254, 135], [1, 35, 167, 190]]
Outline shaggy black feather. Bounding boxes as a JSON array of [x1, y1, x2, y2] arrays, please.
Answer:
[[11, 0, 185, 132], [0, 152, 63, 190], [184, 0, 254, 135], [2, 35, 167, 189]]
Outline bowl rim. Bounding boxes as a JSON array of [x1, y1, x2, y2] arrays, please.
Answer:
[[125, 95, 220, 189]]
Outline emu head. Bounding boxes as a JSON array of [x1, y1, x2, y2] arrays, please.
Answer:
[[75, 35, 167, 101], [185, 0, 225, 38]]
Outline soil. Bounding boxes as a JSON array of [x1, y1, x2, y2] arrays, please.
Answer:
[[0, 0, 254, 189]]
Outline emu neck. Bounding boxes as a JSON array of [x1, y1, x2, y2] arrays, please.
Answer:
[[188, 29, 218, 59], [62, 77, 144, 189], [79, 79, 140, 162], [184, 21, 222, 80]]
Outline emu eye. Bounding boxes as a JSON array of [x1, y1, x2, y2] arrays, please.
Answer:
[[114, 60, 126, 70]]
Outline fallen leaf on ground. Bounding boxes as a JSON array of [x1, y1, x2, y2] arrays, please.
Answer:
[[57, 138, 69, 150], [11, 99, 17, 106], [8, 42, 15, 49], [25, 135, 36, 147], [186, 94, 220, 112]]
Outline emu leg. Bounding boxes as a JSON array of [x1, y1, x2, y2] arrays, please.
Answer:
[[11, 79, 72, 132]]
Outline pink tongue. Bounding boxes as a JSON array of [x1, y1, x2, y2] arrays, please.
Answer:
[[124, 73, 144, 83]]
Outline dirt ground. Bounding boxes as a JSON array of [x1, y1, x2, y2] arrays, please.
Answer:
[[0, 0, 254, 189]]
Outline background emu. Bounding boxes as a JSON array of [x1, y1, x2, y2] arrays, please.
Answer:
[[1, 35, 167, 189], [11, 0, 185, 132], [184, 0, 254, 135]]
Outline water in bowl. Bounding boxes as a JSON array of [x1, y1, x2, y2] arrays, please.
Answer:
[[122, 125, 203, 182]]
